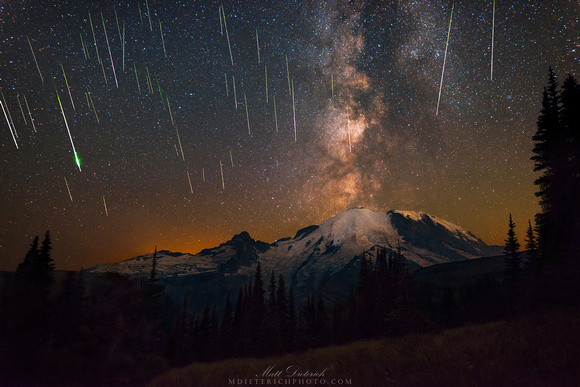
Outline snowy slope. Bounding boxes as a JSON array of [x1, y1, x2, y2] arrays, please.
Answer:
[[89, 208, 500, 277], [88, 231, 269, 277], [257, 208, 499, 298]]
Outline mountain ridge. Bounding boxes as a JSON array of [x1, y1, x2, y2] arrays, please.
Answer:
[[88, 208, 502, 302]]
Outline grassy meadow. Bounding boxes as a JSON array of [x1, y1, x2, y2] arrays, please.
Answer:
[[150, 307, 580, 387]]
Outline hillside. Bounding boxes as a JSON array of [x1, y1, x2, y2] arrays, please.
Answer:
[[150, 307, 580, 387]]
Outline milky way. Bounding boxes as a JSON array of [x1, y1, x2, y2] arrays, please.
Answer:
[[0, 0, 578, 270]]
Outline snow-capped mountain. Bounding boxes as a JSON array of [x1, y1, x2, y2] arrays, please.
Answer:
[[88, 208, 501, 309]]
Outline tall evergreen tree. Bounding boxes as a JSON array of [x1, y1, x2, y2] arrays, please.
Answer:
[[531, 69, 580, 260], [525, 220, 537, 251], [531, 68, 560, 260], [558, 74, 580, 254], [39, 231, 54, 272], [253, 262, 265, 311], [16, 235, 40, 277], [504, 214, 521, 282]]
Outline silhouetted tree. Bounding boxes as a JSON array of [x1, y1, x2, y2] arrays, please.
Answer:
[[525, 220, 537, 251], [504, 214, 522, 282], [39, 231, 54, 273], [531, 69, 580, 260], [16, 235, 40, 278]]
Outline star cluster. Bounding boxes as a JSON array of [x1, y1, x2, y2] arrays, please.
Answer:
[[0, 0, 578, 270]]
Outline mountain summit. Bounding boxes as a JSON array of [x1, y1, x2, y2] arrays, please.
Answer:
[[88, 208, 501, 307]]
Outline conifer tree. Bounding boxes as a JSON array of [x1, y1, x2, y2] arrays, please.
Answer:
[[525, 220, 537, 251], [531, 69, 580, 260], [504, 214, 521, 282], [16, 235, 40, 277], [39, 231, 54, 272], [558, 74, 580, 255]]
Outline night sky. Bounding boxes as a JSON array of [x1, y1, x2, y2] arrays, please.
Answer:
[[0, 0, 578, 271]]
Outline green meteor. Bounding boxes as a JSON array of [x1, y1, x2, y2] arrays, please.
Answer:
[[74, 152, 81, 169], [52, 77, 81, 171]]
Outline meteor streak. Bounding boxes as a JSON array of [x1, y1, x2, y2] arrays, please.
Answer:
[[80, 33, 87, 60], [0, 100, 18, 149], [265, 65, 268, 103], [168, 100, 175, 126], [146, 0, 152, 31], [175, 127, 185, 161], [122, 21, 126, 71], [159, 20, 167, 58], [24, 95, 36, 132], [233, 75, 237, 108], [88, 11, 101, 63], [26, 36, 43, 82], [187, 171, 193, 193], [1, 91, 17, 138], [101, 13, 119, 88], [60, 62, 75, 111], [53, 77, 81, 171], [146, 67, 153, 94], [114, 6, 122, 41], [98, 58, 108, 85], [87, 88, 99, 123], [273, 95, 278, 133], [17, 96, 27, 125], [155, 79, 164, 106], [286, 55, 291, 96], [256, 28, 260, 63], [103, 195, 108, 216], [64, 177, 73, 201], [221, 6, 234, 66], [219, 6, 223, 35], [292, 79, 297, 142], [224, 73, 229, 96], [220, 160, 225, 189], [134, 63, 141, 94], [491, 0, 495, 81], [436, 3, 454, 116], [244, 93, 251, 136], [230, 150, 234, 167]]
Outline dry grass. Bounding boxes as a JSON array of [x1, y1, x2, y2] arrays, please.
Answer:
[[150, 308, 580, 387]]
